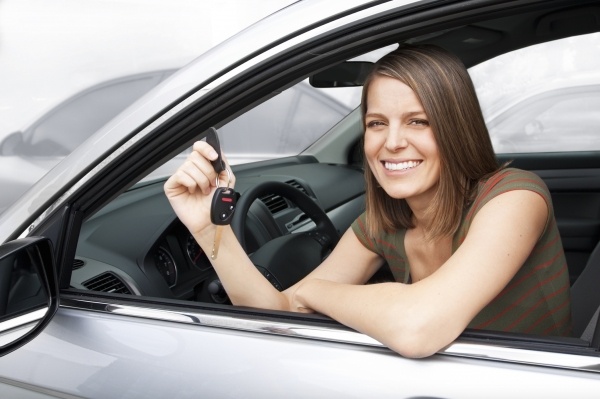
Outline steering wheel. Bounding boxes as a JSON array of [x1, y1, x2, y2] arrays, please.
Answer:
[[230, 181, 340, 291]]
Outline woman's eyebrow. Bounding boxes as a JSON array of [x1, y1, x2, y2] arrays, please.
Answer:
[[365, 112, 386, 119], [402, 111, 427, 118], [365, 110, 426, 119]]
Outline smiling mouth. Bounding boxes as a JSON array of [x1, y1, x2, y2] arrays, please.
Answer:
[[383, 160, 422, 171]]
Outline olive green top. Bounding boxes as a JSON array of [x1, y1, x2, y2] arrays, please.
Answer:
[[352, 168, 572, 336]]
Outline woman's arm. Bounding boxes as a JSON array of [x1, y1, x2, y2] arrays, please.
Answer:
[[282, 228, 385, 311], [293, 189, 549, 358], [165, 141, 291, 309], [165, 141, 383, 310]]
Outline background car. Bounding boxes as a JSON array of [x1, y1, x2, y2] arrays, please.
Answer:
[[0, 70, 176, 214], [486, 79, 600, 153], [0, 0, 600, 397]]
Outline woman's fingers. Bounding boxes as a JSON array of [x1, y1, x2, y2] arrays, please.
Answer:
[[192, 140, 219, 162], [166, 140, 236, 199], [192, 140, 236, 189], [186, 150, 219, 195]]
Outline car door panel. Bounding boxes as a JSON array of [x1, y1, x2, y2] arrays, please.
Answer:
[[0, 305, 597, 398]]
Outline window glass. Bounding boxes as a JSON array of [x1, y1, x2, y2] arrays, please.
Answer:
[[25, 73, 171, 157], [470, 32, 600, 153], [215, 45, 396, 165], [218, 81, 354, 165]]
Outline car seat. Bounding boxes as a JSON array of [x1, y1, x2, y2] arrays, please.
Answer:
[[571, 242, 600, 345]]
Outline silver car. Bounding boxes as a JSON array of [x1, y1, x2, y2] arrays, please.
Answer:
[[1, 0, 600, 397]]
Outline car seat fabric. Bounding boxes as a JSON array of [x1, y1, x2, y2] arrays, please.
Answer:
[[571, 241, 600, 339]]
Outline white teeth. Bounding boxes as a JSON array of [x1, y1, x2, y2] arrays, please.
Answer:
[[384, 161, 420, 171]]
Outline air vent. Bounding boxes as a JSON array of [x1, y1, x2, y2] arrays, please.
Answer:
[[72, 259, 85, 270], [259, 193, 288, 214], [259, 180, 310, 214], [286, 180, 308, 195], [82, 272, 132, 295]]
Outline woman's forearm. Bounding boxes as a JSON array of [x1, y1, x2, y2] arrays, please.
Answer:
[[194, 226, 289, 311], [294, 279, 457, 358]]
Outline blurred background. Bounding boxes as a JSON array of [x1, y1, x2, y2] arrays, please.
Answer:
[[0, 0, 294, 214], [0, 0, 294, 139]]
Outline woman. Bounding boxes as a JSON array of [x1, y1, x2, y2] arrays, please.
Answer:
[[164, 45, 572, 358]]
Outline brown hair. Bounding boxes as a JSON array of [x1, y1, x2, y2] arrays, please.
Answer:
[[361, 44, 500, 240]]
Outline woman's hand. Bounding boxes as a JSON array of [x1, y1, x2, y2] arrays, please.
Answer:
[[164, 141, 236, 236]]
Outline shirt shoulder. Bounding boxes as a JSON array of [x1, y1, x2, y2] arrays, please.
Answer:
[[469, 167, 552, 217]]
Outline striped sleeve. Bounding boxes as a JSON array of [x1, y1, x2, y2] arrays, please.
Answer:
[[462, 168, 572, 336], [351, 212, 380, 254]]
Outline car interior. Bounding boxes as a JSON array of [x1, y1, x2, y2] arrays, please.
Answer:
[[63, 1, 600, 356]]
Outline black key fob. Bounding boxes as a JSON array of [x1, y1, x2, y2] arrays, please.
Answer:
[[211, 187, 238, 225], [205, 127, 226, 174]]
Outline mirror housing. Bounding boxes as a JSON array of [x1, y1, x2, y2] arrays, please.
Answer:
[[0, 237, 57, 356], [0, 131, 24, 156], [309, 61, 373, 88]]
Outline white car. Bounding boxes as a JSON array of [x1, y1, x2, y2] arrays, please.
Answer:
[[486, 80, 600, 153], [1, 0, 600, 397], [0, 70, 176, 214]]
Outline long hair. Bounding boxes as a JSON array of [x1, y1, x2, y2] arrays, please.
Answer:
[[361, 45, 500, 240]]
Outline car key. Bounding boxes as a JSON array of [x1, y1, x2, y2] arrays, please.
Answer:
[[205, 128, 239, 259], [210, 187, 237, 226], [205, 127, 226, 175]]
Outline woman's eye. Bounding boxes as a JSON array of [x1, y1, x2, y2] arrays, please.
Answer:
[[366, 120, 385, 128], [409, 119, 429, 126]]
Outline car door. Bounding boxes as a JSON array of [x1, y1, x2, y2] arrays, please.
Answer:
[[1, 1, 600, 398]]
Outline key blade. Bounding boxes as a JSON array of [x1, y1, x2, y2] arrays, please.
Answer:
[[211, 226, 223, 260]]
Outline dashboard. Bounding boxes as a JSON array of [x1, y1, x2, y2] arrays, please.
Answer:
[[71, 158, 366, 303]]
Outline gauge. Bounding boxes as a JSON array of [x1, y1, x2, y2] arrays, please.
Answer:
[[154, 247, 177, 287], [186, 235, 209, 269]]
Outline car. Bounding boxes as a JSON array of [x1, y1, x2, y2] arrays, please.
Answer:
[[485, 80, 600, 153], [1, 0, 600, 397], [0, 69, 176, 215]]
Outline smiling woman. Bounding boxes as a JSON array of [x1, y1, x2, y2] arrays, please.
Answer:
[[164, 44, 571, 358], [361, 46, 501, 238]]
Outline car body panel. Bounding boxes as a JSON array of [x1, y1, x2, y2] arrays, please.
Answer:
[[0, 304, 598, 399]]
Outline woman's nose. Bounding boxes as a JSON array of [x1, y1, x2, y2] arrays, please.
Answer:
[[385, 126, 408, 151]]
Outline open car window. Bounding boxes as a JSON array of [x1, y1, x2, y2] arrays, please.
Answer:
[[68, 7, 599, 368]]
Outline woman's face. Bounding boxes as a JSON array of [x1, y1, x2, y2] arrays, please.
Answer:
[[364, 75, 441, 208]]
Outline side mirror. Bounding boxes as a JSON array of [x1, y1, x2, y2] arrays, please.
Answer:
[[309, 61, 373, 88], [0, 237, 57, 356], [0, 131, 24, 156]]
